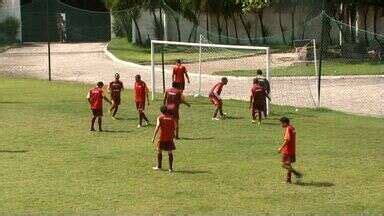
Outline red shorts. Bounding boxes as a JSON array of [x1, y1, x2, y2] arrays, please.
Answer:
[[136, 101, 145, 111], [112, 96, 121, 106], [209, 94, 222, 107], [282, 154, 296, 164], [91, 108, 103, 117], [158, 141, 176, 151]]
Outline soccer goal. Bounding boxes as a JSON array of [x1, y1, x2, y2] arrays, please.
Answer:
[[150, 38, 271, 113]]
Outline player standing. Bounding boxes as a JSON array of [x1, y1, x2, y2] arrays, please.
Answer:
[[172, 59, 190, 91], [108, 73, 124, 119], [152, 106, 177, 172], [209, 77, 228, 120], [87, 81, 112, 132], [163, 83, 191, 139], [256, 69, 270, 118], [249, 78, 267, 125], [134, 74, 150, 128], [277, 117, 303, 183]]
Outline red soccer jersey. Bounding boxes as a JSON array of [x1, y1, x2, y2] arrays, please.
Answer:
[[251, 84, 266, 104], [282, 125, 296, 155], [210, 82, 225, 95], [173, 65, 187, 83], [165, 87, 182, 111], [89, 87, 104, 110], [159, 114, 176, 142], [109, 80, 123, 98], [134, 81, 148, 103]]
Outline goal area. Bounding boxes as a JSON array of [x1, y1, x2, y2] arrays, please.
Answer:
[[150, 38, 319, 115], [150, 39, 271, 113]]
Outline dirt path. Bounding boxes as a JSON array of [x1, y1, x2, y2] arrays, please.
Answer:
[[1, 43, 382, 117]]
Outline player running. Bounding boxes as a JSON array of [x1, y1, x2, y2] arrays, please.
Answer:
[[256, 69, 271, 118], [172, 59, 190, 91], [152, 106, 177, 172], [277, 117, 303, 184], [87, 81, 112, 132], [163, 83, 191, 139], [209, 77, 228, 120], [108, 73, 124, 119], [134, 74, 150, 128], [249, 78, 267, 125]]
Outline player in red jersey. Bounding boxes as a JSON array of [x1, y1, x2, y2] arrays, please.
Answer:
[[172, 59, 190, 91], [87, 81, 112, 132], [249, 78, 267, 125], [134, 74, 150, 128], [163, 83, 191, 139], [152, 105, 177, 172], [278, 117, 303, 183], [209, 77, 228, 120], [108, 73, 124, 119]]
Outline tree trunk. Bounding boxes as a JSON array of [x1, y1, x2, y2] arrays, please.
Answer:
[[133, 18, 142, 45], [206, 12, 210, 40], [188, 25, 195, 42], [373, 5, 382, 46], [175, 18, 181, 41], [363, 6, 368, 45], [290, 11, 295, 45], [232, 15, 240, 44], [225, 17, 229, 44], [151, 11, 161, 39], [278, 10, 286, 44], [258, 11, 266, 44], [216, 13, 222, 43], [239, 14, 252, 45], [159, 7, 164, 40]]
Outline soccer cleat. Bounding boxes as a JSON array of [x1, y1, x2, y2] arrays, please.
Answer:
[[251, 120, 257, 124], [90, 128, 96, 132], [168, 169, 173, 173], [111, 116, 117, 120], [137, 124, 142, 128], [212, 117, 220, 121], [257, 122, 261, 126], [144, 121, 149, 126], [152, 166, 161, 171]]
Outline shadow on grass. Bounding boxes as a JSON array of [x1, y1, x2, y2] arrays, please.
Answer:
[[174, 170, 211, 175], [225, 116, 244, 120], [113, 117, 137, 121], [295, 181, 335, 187], [180, 137, 214, 141], [0, 101, 26, 104], [262, 122, 280, 125], [0, 150, 28, 153], [101, 130, 131, 133]]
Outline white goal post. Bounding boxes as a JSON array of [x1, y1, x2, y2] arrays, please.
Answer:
[[150, 39, 271, 113]]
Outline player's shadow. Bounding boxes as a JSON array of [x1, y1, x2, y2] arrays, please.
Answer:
[[225, 116, 244, 120], [114, 117, 137, 121], [261, 122, 280, 125], [295, 181, 334, 187], [101, 130, 131, 133], [180, 137, 214, 141], [0, 101, 26, 104], [174, 170, 211, 175], [0, 150, 28, 153]]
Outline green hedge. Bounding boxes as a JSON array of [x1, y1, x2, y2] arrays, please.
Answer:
[[0, 16, 20, 43]]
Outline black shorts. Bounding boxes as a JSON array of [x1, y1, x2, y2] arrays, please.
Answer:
[[282, 154, 296, 164], [173, 82, 185, 90], [92, 109, 103, 117], [158, 141, 176, 151]]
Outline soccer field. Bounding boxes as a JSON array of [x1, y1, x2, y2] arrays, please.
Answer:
[[1, 76, 383, 214]]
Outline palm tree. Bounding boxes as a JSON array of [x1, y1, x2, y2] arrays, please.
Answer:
[[164, 0, 182, 41], [142, 0, 163, 40], [242, 0, 271, 44], [223, 0, 237, 44], [182, 0, 202, 42], [273, 0, 287, 44]]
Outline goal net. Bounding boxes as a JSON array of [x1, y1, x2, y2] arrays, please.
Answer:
[[150, 37, 271, 112]]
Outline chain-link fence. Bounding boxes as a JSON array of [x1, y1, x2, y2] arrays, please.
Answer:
[[0, 0, 383, 117]]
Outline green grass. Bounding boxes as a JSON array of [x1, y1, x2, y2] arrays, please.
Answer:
[[214, 59, 384, 77], [1, 75, 383, 214]]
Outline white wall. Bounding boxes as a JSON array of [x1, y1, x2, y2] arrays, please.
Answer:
[[0, 0, 22, 41]]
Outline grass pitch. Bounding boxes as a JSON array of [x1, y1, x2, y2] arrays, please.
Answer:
[[0, 76, 383, 214]]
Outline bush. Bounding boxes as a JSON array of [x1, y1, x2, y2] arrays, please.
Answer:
[[0, 16, 20, 42]]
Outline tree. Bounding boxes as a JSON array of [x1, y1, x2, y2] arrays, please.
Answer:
[[181, 0, 203, 42], [242, 0, 271, 44], [164, 0, 182, 41], [108, 0, 144, 44], [142, 0, 164, 40], [222, 0, 237, 44], [273, 0, 288, 44]]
